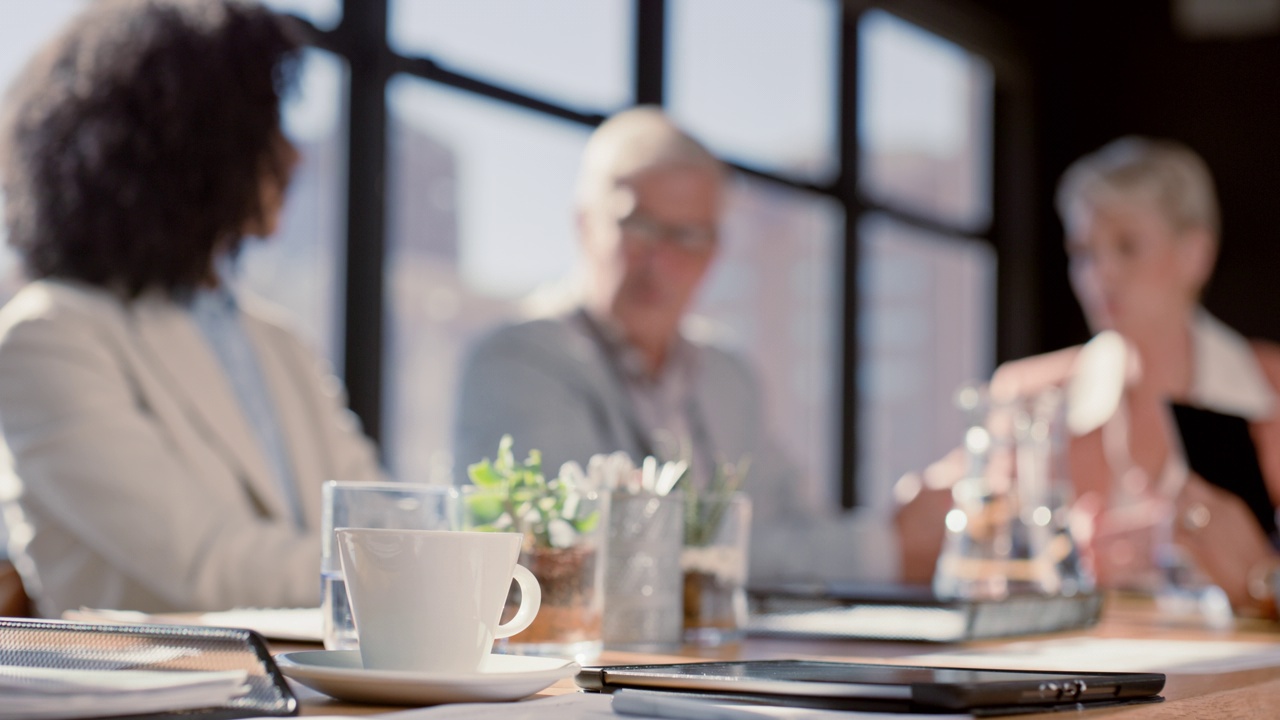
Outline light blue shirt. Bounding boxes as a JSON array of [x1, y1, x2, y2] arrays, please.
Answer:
[[188, 281, 304, 529]]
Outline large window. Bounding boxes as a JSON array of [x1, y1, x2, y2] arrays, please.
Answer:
[[700, 177, 844, 508], [239, 47, 349, 369], [0, 1, 1013, 514], [383, 75, 593, 482], [388, 0, 634, 113], [379, 1, 849, 506], [855, 10, 998, 509], [667, 0, 841, 183]]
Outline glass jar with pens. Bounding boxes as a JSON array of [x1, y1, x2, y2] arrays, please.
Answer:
[[602, 454, 688, 651]]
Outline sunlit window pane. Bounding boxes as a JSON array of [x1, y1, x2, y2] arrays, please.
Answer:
[[667, 0, 840, 183], [384, 74, 592, 483], [0, 1, 91, 303], [260, 0, 342, 31], [386, 75, 590, 298], [858, 10, 994, 231], [239, 49, 349, 369], [857, 214, 995, 510], [697, 176, 844, 510], [389, 0, 633, 113]]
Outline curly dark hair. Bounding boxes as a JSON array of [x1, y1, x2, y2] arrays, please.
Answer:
[[0, 0, 303, 297]]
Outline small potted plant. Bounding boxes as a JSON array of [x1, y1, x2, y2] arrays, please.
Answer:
[[465, 435, 609, 662]]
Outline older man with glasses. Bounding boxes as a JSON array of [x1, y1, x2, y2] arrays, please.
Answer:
[[452, 107, 892, 585]]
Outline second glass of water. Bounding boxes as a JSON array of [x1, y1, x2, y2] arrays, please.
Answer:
[[321, 481, 462, 650]]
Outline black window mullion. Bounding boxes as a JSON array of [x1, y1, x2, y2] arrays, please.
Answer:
[[389, 54, 606, 127], [636, 0, 666, 105], [838, 4, 863, 509], [338, 0, 390, 449]]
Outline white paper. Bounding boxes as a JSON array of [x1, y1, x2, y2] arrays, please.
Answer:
[[198, 607, 323, 642], [0, 667, 248, 720], [749, 604, 967, 642], [909, 636, 1280, 674]]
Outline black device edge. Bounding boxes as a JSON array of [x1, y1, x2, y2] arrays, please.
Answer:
[[589, 683, 1164, 716], [577, 660, 1166, 714]]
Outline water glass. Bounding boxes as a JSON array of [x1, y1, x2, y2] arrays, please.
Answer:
[[933, 387, 1092, 600], [682, 492, 751, 646], [604, 491, 685, 650], [321, 481, 461, 650]]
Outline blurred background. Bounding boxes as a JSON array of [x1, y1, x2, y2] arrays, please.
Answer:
[[2, 0, 1278, 516]]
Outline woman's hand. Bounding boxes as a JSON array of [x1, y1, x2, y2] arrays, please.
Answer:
[[1173, 474, 1277, 615]]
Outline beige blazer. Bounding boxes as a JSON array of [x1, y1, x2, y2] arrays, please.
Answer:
[[0, 280, 382, 616]]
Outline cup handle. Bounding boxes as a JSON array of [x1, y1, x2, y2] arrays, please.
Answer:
[[494, 564, 541, 639]]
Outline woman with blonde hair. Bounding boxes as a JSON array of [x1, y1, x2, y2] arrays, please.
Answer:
[[896, 137, 1280, 616]]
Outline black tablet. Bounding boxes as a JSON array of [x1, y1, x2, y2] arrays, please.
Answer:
[[577, 660, 1165, 715]]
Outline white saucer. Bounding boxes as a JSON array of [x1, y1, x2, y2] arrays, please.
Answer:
[[273, 649, 579, 705]]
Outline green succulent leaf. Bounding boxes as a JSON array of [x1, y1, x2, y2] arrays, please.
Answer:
[[466, 459, 505, 489], [573, 509, 600, 535], [460, 435, 600, 549], [465, 491, 505, 526]]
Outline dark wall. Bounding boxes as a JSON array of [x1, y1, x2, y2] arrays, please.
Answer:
[[975, 0, 1280, 355]]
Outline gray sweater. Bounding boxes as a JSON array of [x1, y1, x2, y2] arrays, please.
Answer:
[[452, 311, 899, 585]]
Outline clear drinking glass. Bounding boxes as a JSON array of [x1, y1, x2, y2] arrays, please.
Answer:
[[933, 386, 1092, 600], [682, 492, 752, 646], [604, 490, 685, 651], [320, 481, 462, 650]]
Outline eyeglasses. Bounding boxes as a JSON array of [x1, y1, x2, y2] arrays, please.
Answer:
[[617, 212, 717, 254]]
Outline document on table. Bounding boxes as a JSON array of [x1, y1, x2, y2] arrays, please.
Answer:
[[64, 606, 324, 642], [910, 637, 1280, 674], [0, 665, 249, 720], [198, 607, 323, 641], [243, 692, 972, 720]]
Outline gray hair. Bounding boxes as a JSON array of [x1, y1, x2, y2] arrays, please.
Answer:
[[574, 106, 724, 208], [1056, 136, 1219, 236]]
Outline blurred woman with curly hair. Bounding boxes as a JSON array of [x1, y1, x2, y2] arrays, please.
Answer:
[[0, 0, 382, 617]]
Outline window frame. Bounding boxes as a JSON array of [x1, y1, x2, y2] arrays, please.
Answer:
[[299, 0, 1034, 508]]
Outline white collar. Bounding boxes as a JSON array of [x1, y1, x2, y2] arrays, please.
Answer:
[[1188, 309, 1275, 421]]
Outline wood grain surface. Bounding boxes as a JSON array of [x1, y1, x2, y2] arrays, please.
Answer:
[[278, 594, 1280, 718]]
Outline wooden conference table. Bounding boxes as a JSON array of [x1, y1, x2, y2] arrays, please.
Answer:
[[284, 595, 1280, 719]]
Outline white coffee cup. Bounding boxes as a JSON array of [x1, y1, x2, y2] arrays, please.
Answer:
[[336, 528, 541, 673]]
